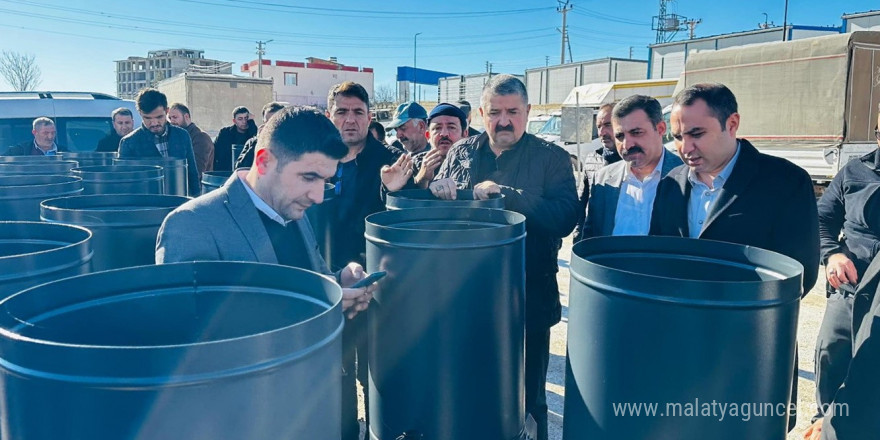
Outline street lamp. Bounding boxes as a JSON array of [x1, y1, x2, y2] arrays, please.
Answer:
[[413, 32, 422, 102]]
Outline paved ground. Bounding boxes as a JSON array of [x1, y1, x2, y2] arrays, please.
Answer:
[[360, 233, 829, 440]]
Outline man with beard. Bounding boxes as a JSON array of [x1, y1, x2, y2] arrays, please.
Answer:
[[235, 101, 287, 169], [118, 88, 200, 196], [429, 75, 578, 440], [578, 95, 681, 239], [325, 81, 402, 440], [651, 83, 818, 431], [96, 107, 134, 152], [387, 101, 429, 154], [573, 103, 622, 241], [214, 106, 257, 171], [381, 103, 468, 191], [167, 103, 214, 176]]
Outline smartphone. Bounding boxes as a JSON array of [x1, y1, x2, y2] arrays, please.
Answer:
[[350, 271, 387, 289]]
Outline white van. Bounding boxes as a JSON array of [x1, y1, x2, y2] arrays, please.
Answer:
[[0, 91, 141, 152]]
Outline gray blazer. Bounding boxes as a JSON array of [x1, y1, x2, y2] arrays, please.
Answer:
[[156, 173, 331, 276], [581, 148, 683, 239]]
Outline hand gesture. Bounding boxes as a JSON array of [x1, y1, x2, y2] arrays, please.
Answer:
[[414, 150, 444, 188], [380, 154, 414, 192]]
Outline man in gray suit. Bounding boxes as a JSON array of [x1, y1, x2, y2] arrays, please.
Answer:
[[578, 95, 682, 240], [156, 106, 374, 316]]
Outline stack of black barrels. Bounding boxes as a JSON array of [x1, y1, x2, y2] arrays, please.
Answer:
[[0, 152, 344, 439], [0, 150, 805, 440]]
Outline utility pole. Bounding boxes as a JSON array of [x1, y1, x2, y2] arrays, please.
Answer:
[[413, 32, 422, 102], [545, 55, 550, 67], [782, 0, 789, 41], [685, 19, 702, 39], [629, 46, 634, 59], [256, 40, 273, 78], [558, 0, 572, 64]]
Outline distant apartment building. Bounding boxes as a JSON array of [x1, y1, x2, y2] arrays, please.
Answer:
[[116, 49, 232, 99], [241, 57, 373, 108]]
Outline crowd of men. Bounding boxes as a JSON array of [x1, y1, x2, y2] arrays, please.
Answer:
[[3, 75, 878, 440]]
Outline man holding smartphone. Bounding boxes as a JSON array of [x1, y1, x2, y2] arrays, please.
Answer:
[[155, 106, 376, 317]]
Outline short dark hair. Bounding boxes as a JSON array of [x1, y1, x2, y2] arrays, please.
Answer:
[[111, 107, 132, 121], [169, 103, 190, 116], [232, 106, 250, 117], [612, 95, 663, 127], [327, 81, 370, 111], [369, 121, 386, 142], [481, 74, 528, 110], [456, 100, 471, 115], [262, 101, 286, 119], [674, 83, 738, 131], [258, 106, 348, 167], [135, 88, 167, 114]]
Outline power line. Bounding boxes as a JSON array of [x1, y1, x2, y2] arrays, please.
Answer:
[[180, 0, 553, 19], [571, 8, 651, 26], [3, 0, 558, 43]]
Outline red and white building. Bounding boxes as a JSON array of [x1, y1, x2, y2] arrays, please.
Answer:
[[241, 57, 374, 109]]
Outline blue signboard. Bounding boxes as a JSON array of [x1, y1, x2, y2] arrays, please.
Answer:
[[396, 66, 458, 86]]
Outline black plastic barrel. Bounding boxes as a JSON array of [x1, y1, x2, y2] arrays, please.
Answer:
[[0, 261, 343, 440], [201, 170, 233, 194], [62, 152, 117, 168], [385, 189, 504, 210], [564, 236, 803, 440], [0, 175, 83, 221], [305, 183, 336, 269], [40, 194, 190, 271], [232, 144, 244, 170], [365, 207, 527, 440], [72, 165, 164, 195], [114, 157, 187, 196], [0, 222, 92, 301], [0, 160, 79, 176]]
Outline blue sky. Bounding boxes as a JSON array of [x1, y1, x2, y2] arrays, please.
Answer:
[[0, 0, 874, 96]]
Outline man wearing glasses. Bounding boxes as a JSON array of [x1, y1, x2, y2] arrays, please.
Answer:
[[809, 105, 880, 427], [325, 81, 403, 440]]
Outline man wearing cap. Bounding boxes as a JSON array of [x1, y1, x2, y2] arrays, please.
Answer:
[[381, 103, 468, 192], [387, 101, 430, 155]]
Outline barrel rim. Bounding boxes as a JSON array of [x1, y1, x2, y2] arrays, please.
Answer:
[[0, 160, 79, 171], [0, 261, 343, 350], [0, 175, 83, 196], [39, 194, 191, 223], [72, 165, 164, 176], [385, 189, 504, 209], [365, 207, 526, 248], [0, 221, 92, 264], [570, 236, 804, 305]]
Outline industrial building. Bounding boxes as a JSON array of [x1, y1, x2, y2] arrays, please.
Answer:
[[438, 73, 524, 107], [241, 57, 373, 108], [524, 58, 648, 105], [115, 49, 231, 99]]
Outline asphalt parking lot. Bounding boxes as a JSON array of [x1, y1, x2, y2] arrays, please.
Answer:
[[359, 232, 829, 440]]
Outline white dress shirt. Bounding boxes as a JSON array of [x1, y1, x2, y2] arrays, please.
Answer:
[[687, 143, 741, 238], [612, 152, 665, 236]]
